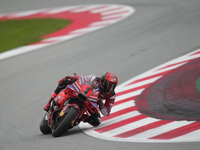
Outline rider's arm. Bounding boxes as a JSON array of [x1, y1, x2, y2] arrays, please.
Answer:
[[54, 76, 75, 95], [99, 91, 116, 116]]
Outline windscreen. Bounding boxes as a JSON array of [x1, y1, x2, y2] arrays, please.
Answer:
[[83, 75, 98, 89]]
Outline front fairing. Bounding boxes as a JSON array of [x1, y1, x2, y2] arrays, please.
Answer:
[[49, 75, 101, 129], [65, 76, 100, 101]]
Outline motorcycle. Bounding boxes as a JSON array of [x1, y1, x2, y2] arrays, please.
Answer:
[[40, 75, 101, 137]]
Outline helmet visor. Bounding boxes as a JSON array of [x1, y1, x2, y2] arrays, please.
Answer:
[[105, 82, 116, 92]]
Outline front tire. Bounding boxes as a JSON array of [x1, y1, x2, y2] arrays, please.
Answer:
[[40, 113, 51, 134], [52, 106, 79, 137]]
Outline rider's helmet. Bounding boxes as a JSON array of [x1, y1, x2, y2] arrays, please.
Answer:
[[100, 72, 118, 93]]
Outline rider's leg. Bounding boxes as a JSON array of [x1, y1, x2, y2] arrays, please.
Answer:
[[84, 111, 101, 127], [44, 91, 57, 111]]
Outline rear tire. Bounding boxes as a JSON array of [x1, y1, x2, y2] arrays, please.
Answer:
[[52, 106, 79, 137], [40, 113, 51, 134]]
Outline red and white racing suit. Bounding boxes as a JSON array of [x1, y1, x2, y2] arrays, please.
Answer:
[[44, 74, 116, 126]]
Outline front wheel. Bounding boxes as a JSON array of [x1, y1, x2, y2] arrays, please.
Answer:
[[40, 113, 51, 134], [52, 106, 79, 137]]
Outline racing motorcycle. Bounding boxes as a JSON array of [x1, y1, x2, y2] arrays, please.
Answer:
[[40, 75, 101, 137]]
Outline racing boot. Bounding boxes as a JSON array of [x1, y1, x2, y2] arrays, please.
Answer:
[[83, 114, 101, 127], [44, 91, 57, 112]]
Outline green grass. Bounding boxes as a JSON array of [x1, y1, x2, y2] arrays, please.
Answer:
[[0, 18, 71, 53]]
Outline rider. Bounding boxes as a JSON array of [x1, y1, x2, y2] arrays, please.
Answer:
[[44, 72, 118, 127]]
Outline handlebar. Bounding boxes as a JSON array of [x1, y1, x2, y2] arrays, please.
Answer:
[[77, 92, 99, 115]]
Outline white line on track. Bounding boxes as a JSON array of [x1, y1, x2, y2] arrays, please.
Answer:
[[79, 48, 200, 143], [0, 4, 135, 61]]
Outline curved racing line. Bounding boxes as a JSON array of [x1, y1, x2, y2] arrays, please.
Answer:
[[136, 57, 200, 122], [79, 48, 200, 143], [1, 4, 200, 143], [0, 4, 134, 60]]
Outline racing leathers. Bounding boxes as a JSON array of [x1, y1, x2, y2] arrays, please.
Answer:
[[44, 74, 116, 126]]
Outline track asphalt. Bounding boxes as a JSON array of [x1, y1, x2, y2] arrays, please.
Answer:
[[1, 0, 200, 150]]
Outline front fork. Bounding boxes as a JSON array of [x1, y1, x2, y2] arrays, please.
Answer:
[[48, 100, 81, 129]]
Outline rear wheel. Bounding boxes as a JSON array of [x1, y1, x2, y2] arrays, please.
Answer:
[[52, 106, 79, 137], [40, 113, 51, 134]]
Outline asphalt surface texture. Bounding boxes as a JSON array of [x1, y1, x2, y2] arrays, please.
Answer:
[[1, 0, 200, 150]]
